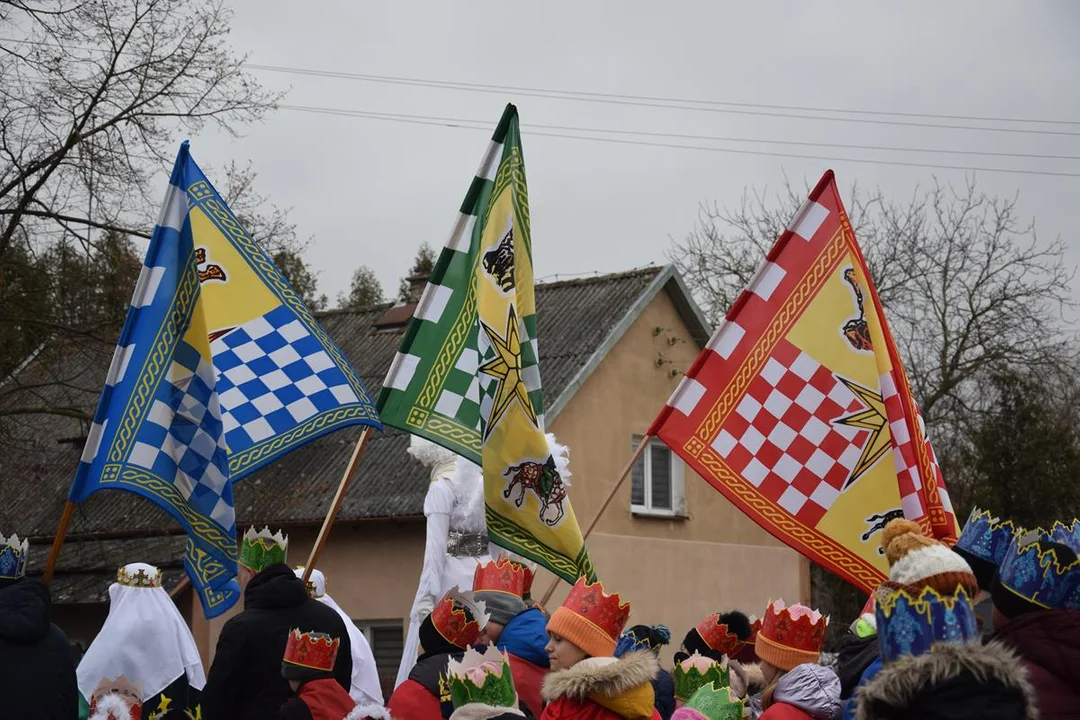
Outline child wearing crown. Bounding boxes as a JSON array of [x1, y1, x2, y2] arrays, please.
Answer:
[[201, 528, 354, 720], [278, 628, 390, 720], [750, 600, 839, 720], [387, 587, 490, 719], [539, 578, 661, 720]]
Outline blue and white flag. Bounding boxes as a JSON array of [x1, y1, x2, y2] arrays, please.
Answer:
[[71, 142, 382, 617]]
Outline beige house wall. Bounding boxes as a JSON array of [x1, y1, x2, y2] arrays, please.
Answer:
[[536, 289, 809, 648]]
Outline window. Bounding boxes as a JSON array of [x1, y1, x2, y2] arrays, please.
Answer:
[[630, 435, 686, 517], [355, 619, 405, 700]]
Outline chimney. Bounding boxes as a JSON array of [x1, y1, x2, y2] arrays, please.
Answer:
[[405, 273, 430, 304]]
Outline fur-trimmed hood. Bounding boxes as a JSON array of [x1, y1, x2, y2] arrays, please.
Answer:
[[542, 650, 659, 702], [732, 660, 766, 697], [854, 641, 1037, 720], [448, 703, 526, 720], [345, 703, 392, 720]]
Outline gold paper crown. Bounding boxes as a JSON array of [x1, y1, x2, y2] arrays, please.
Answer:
[[116, 563, 163, 588]]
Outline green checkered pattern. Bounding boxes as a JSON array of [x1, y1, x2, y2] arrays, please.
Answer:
[[377, 105, 544, 463]]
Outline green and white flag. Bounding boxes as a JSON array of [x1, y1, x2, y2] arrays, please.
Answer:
[[378, 104, 593, 583]]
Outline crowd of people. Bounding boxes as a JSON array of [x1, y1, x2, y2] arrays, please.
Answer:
[[0, 504, 1076, 719]]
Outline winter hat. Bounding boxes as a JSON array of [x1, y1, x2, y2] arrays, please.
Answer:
[[546, 578, 630, 657], [754, 600, 827, 672], [473, 558, 529, 626], [880, 519, 978, 596], [677, 611, 751, 665], [615, 624, 671, 657]]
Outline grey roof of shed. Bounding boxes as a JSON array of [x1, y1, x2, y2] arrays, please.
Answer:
[[0, 266, 709, 597]]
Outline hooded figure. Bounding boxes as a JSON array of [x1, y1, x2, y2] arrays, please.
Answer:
[[388, 588, 490, 720], [990, 522, 1080, 718], [396, 437, 494, 687], [77, 563, 205, 718], [0, 531, 78, 719], [474, 557, 550, 718], [201, 528, 352, 720], [294, 567, 385, 711], [751, 601, 838, 720], [540, 578, 661, 720], [855, 584, 1036, 720]]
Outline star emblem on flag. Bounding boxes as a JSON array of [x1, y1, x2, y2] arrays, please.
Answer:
[[833, 378, 889, 488], [479, 304, 538, 437]]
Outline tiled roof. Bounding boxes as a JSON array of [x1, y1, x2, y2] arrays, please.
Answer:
[[0, 267, 677, 549]]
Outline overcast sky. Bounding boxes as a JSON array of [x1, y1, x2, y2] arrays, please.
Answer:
[[189, 2, 1080, 312]]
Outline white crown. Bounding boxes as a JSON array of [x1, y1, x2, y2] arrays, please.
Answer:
[[446, 644, 510, 680]]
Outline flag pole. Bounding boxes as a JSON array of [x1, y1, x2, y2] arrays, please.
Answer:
[[538, 434, 652, 607], [42, 500, 76, 585], [301, 427, 373, 583]]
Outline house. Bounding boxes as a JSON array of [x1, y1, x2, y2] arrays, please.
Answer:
[[0, 266, 808, 696]]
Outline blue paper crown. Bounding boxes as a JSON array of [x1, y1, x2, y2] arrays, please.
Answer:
[[0, 533, 28, 580], [875, 586, 979, 663], [998, 527, 1080, 611], [615, 631, 652, 657], [954, 507, 1018, 567]]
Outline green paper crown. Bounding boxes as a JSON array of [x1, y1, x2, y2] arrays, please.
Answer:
[[674, 652, 731, 702], [239, 526, 288, 572], [445, 646, 518, 710], [684, 683, 744, 720]]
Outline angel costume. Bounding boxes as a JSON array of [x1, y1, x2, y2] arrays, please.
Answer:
[[395, 436, 495, 687], [77, 562, 205, 720]]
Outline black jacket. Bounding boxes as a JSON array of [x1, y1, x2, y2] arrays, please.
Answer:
[[0, 579, 78, 720], [836, 632, 880, 700], [200, 564, 352, 720], [653, 668, 675, 720]]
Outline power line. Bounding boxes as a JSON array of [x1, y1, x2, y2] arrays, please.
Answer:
[[4, 37, 1080, 134], [253, 63, 1080, 138], [280, 105, 1080, 179], [280, 104, 1080, 163]]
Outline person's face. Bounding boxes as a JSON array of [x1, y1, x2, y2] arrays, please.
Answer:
[[480, 620, 505, 645], [546, 632, 589, 671]]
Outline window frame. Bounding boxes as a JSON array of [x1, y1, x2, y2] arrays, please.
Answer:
[[630, 435, 687, 519]]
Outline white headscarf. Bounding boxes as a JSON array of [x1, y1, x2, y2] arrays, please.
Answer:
[[77, 563, 206, 702], [295, 567, 385, 706]]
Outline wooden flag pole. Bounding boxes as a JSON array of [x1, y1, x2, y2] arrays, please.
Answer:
[[538, 435, 652, 607], [302, 427, 373, 584], [42, 500, 76, 585]]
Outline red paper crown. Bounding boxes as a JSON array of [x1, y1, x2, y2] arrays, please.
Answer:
[[284, 628, 340, 672], [474, 557, 527, 598], [522, 564, 536, 596], [696, 614, 747, 657], [759, 601, 827, 655], [562, 577, 631, 641], [748, 616, 762, 643], [433, 593, 483, 648]]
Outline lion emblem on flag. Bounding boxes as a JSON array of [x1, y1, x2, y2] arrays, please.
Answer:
[[503, 455, 566, 526], [483, 228, 515, 294]]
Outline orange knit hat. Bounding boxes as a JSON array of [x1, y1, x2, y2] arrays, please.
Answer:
[[546, 578, 630, 657], [753, 600, 828, 672]]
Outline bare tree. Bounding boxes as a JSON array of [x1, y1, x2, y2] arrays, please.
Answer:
[[0, 0, 280, 259], [670, 177, 1074, 433]]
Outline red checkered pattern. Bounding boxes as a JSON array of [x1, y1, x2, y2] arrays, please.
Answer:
[[711, 339, 870, 526]]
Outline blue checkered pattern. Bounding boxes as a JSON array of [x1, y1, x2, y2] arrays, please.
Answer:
[[128, 339, 232, 526], [211, 305, 361, 451]]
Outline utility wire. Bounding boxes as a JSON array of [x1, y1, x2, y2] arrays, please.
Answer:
[[280, 105, 1080, 179], [280, 104, 1080, 163], [253, 63, 1080, 138]]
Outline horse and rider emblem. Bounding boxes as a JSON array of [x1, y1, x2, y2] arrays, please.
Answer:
[[863, 509, 904, 554], [502, 455, 567, 526]]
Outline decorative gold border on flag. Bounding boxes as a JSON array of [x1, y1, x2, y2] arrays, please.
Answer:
[[485, 507, 594, 582]]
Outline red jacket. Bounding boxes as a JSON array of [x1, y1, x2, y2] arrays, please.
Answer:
[[278, 678, 357, 720], [541, 696, 661, 720], [540, 652, 661, 720], [760, 703, 815, 720], [507, 653, 547, 719], [387, 678, 443, 719]]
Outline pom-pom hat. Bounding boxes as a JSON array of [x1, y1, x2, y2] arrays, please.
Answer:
[[753, 600, 827, 672], [546, 577, 630, 657], [875, 585, 979, 663], [880, 519, 978, 597], [954, 507, 1019, 590]]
